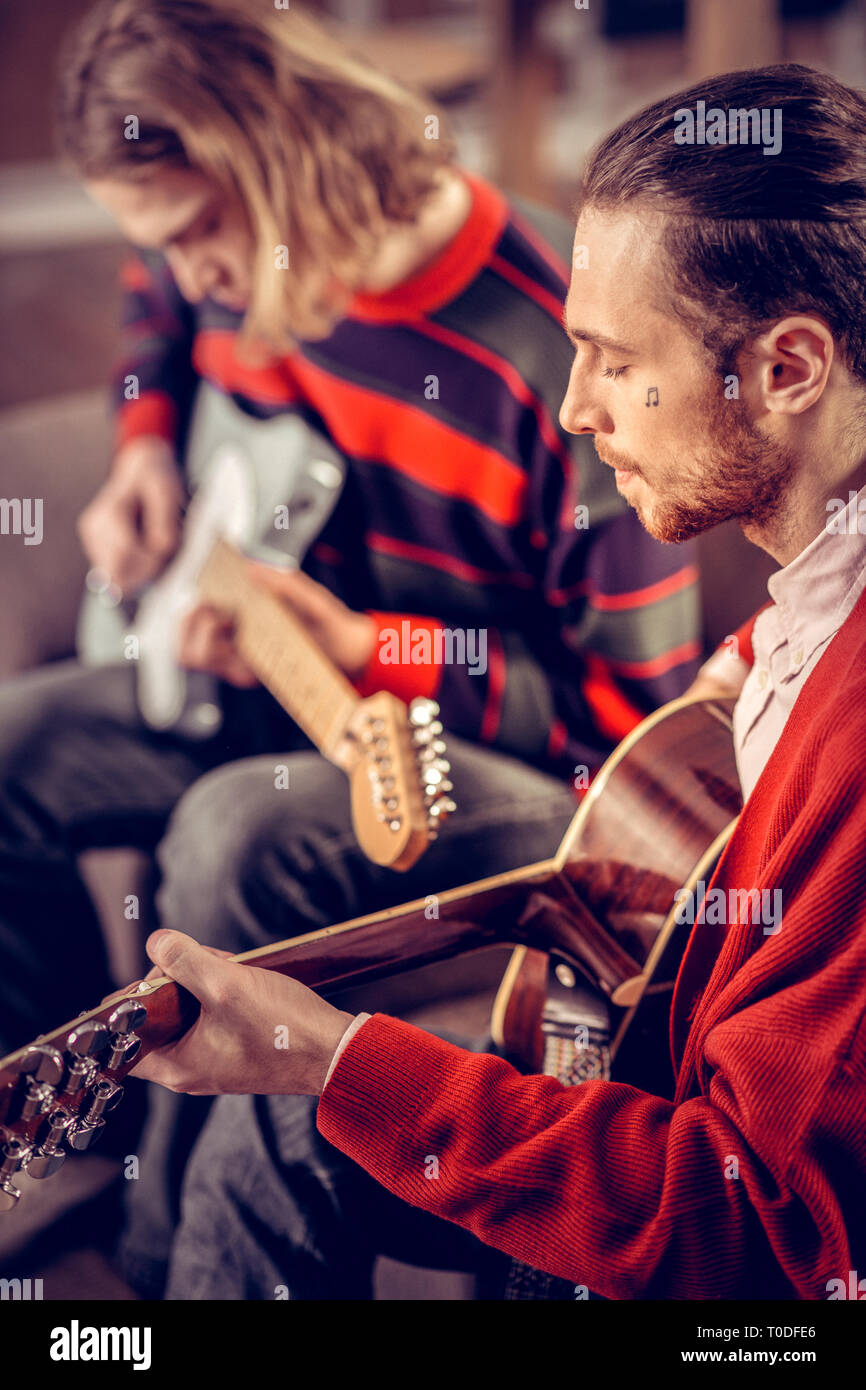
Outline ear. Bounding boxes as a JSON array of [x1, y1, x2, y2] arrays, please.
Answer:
[[749, 315, 834, 415]]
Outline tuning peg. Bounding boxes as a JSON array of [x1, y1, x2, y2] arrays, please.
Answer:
[[422, 762, 450, 789], [408, 698, 440, 727], [11, 1044, 64, 1087], [23, 1151, 65, 1180], [427, 796, 457, 823], [108, 1000, 147, 1034], [84, 1079, 124, 1123], [24, 1117, 70, 1181], [66, 1084, 122, 1152], [62, 1058, 98, 1097], [25, 1106, 74, 1177], [65, 1021, 110, 1058], [0, 1137, 30, 1212], [106, 1034, 141, 1071], [66, 1120, 104, 1152], [18, 1081, 55, 1123], [361, 717, 386, 746]]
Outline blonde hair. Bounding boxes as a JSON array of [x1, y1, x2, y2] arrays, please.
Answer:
[[58, 0, 456, 344]]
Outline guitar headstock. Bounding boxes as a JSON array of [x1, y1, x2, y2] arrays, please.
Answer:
[[345, 695, 456, 871], [0, 979, 196, 1210]]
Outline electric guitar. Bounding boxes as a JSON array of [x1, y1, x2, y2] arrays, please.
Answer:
[[77, 383, 455, 870], [0, 695, 741, 1210]]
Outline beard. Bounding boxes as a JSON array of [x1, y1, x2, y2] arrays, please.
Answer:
[[600, 393, 797, 545]]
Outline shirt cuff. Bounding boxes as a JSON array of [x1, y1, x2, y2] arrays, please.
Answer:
[[323, 1012, 373, 1090]]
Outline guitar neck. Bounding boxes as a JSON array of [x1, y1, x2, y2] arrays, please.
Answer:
[[230, 857, 560, 993], [198, 539, 360, 761]]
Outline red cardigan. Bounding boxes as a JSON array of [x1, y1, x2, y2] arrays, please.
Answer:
[[318, 588, 866, 1300]]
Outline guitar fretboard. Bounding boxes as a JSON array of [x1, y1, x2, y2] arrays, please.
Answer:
[[198, 540, 360, 762]]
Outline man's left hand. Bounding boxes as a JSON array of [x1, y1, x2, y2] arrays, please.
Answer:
[[250, 564, 376, 681], [130, 930, 355, 1096]]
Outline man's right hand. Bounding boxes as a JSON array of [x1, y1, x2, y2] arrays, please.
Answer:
[[77, 435, 186, 595]]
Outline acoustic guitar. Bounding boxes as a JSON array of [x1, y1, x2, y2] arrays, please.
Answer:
[[0, 695, 740, 1210], [77, 382, 455, 871]]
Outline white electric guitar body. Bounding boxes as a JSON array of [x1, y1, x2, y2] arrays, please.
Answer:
[[77, 382, 454, 870], [134, 445, 255, 730], [79, 381, 345, 737]]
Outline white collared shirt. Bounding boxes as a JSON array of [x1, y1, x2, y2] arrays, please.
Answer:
[[731, 485, 866, 800]]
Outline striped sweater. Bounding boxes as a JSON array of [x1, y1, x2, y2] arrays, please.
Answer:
[[318, 583, 866, 1299], [116, 170, 701, 779]]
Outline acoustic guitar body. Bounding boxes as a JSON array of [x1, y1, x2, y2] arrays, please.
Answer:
[[492, 695, 742, 1091]]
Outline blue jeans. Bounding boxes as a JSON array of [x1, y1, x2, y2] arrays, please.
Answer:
[[166, 1063, 581, 1301]]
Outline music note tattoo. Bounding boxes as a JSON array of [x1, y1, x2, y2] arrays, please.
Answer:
[[646, 387, 659, 407]]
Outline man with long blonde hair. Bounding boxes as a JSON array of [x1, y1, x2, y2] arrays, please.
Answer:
[[0, 0, 700, 1296]]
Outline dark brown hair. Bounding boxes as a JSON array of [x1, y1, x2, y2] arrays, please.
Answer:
[[581, 64, 866, 384]]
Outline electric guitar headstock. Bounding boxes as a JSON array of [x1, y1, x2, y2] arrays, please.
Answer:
[[343, 694, 457, 871], [195, 541, 455, 873]]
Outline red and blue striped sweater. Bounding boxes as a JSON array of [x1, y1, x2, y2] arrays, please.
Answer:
[[116, 170, 701, 779]]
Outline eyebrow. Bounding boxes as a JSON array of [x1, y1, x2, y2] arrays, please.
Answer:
[[561, 308, 636, 356]]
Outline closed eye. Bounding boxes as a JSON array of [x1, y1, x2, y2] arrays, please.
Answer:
[[601, 365, 628, 380], [200, 213, 221, 238]]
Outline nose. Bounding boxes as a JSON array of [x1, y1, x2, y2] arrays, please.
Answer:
[[559, 355, 609, 437], [165, 246, 219, 304]]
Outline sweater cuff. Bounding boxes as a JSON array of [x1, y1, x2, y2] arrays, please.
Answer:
[[317, 1013, 457, 1159], [353, 613, 444, 703], [116, 390, 178, 450]]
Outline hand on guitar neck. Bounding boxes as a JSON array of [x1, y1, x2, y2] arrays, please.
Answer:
[[178, 562, 376, 687], [128, 930, 355, 1099]]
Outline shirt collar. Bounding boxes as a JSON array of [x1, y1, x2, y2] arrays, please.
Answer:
[[344, 170, 509, 323], [766, 483, 866, 674]]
